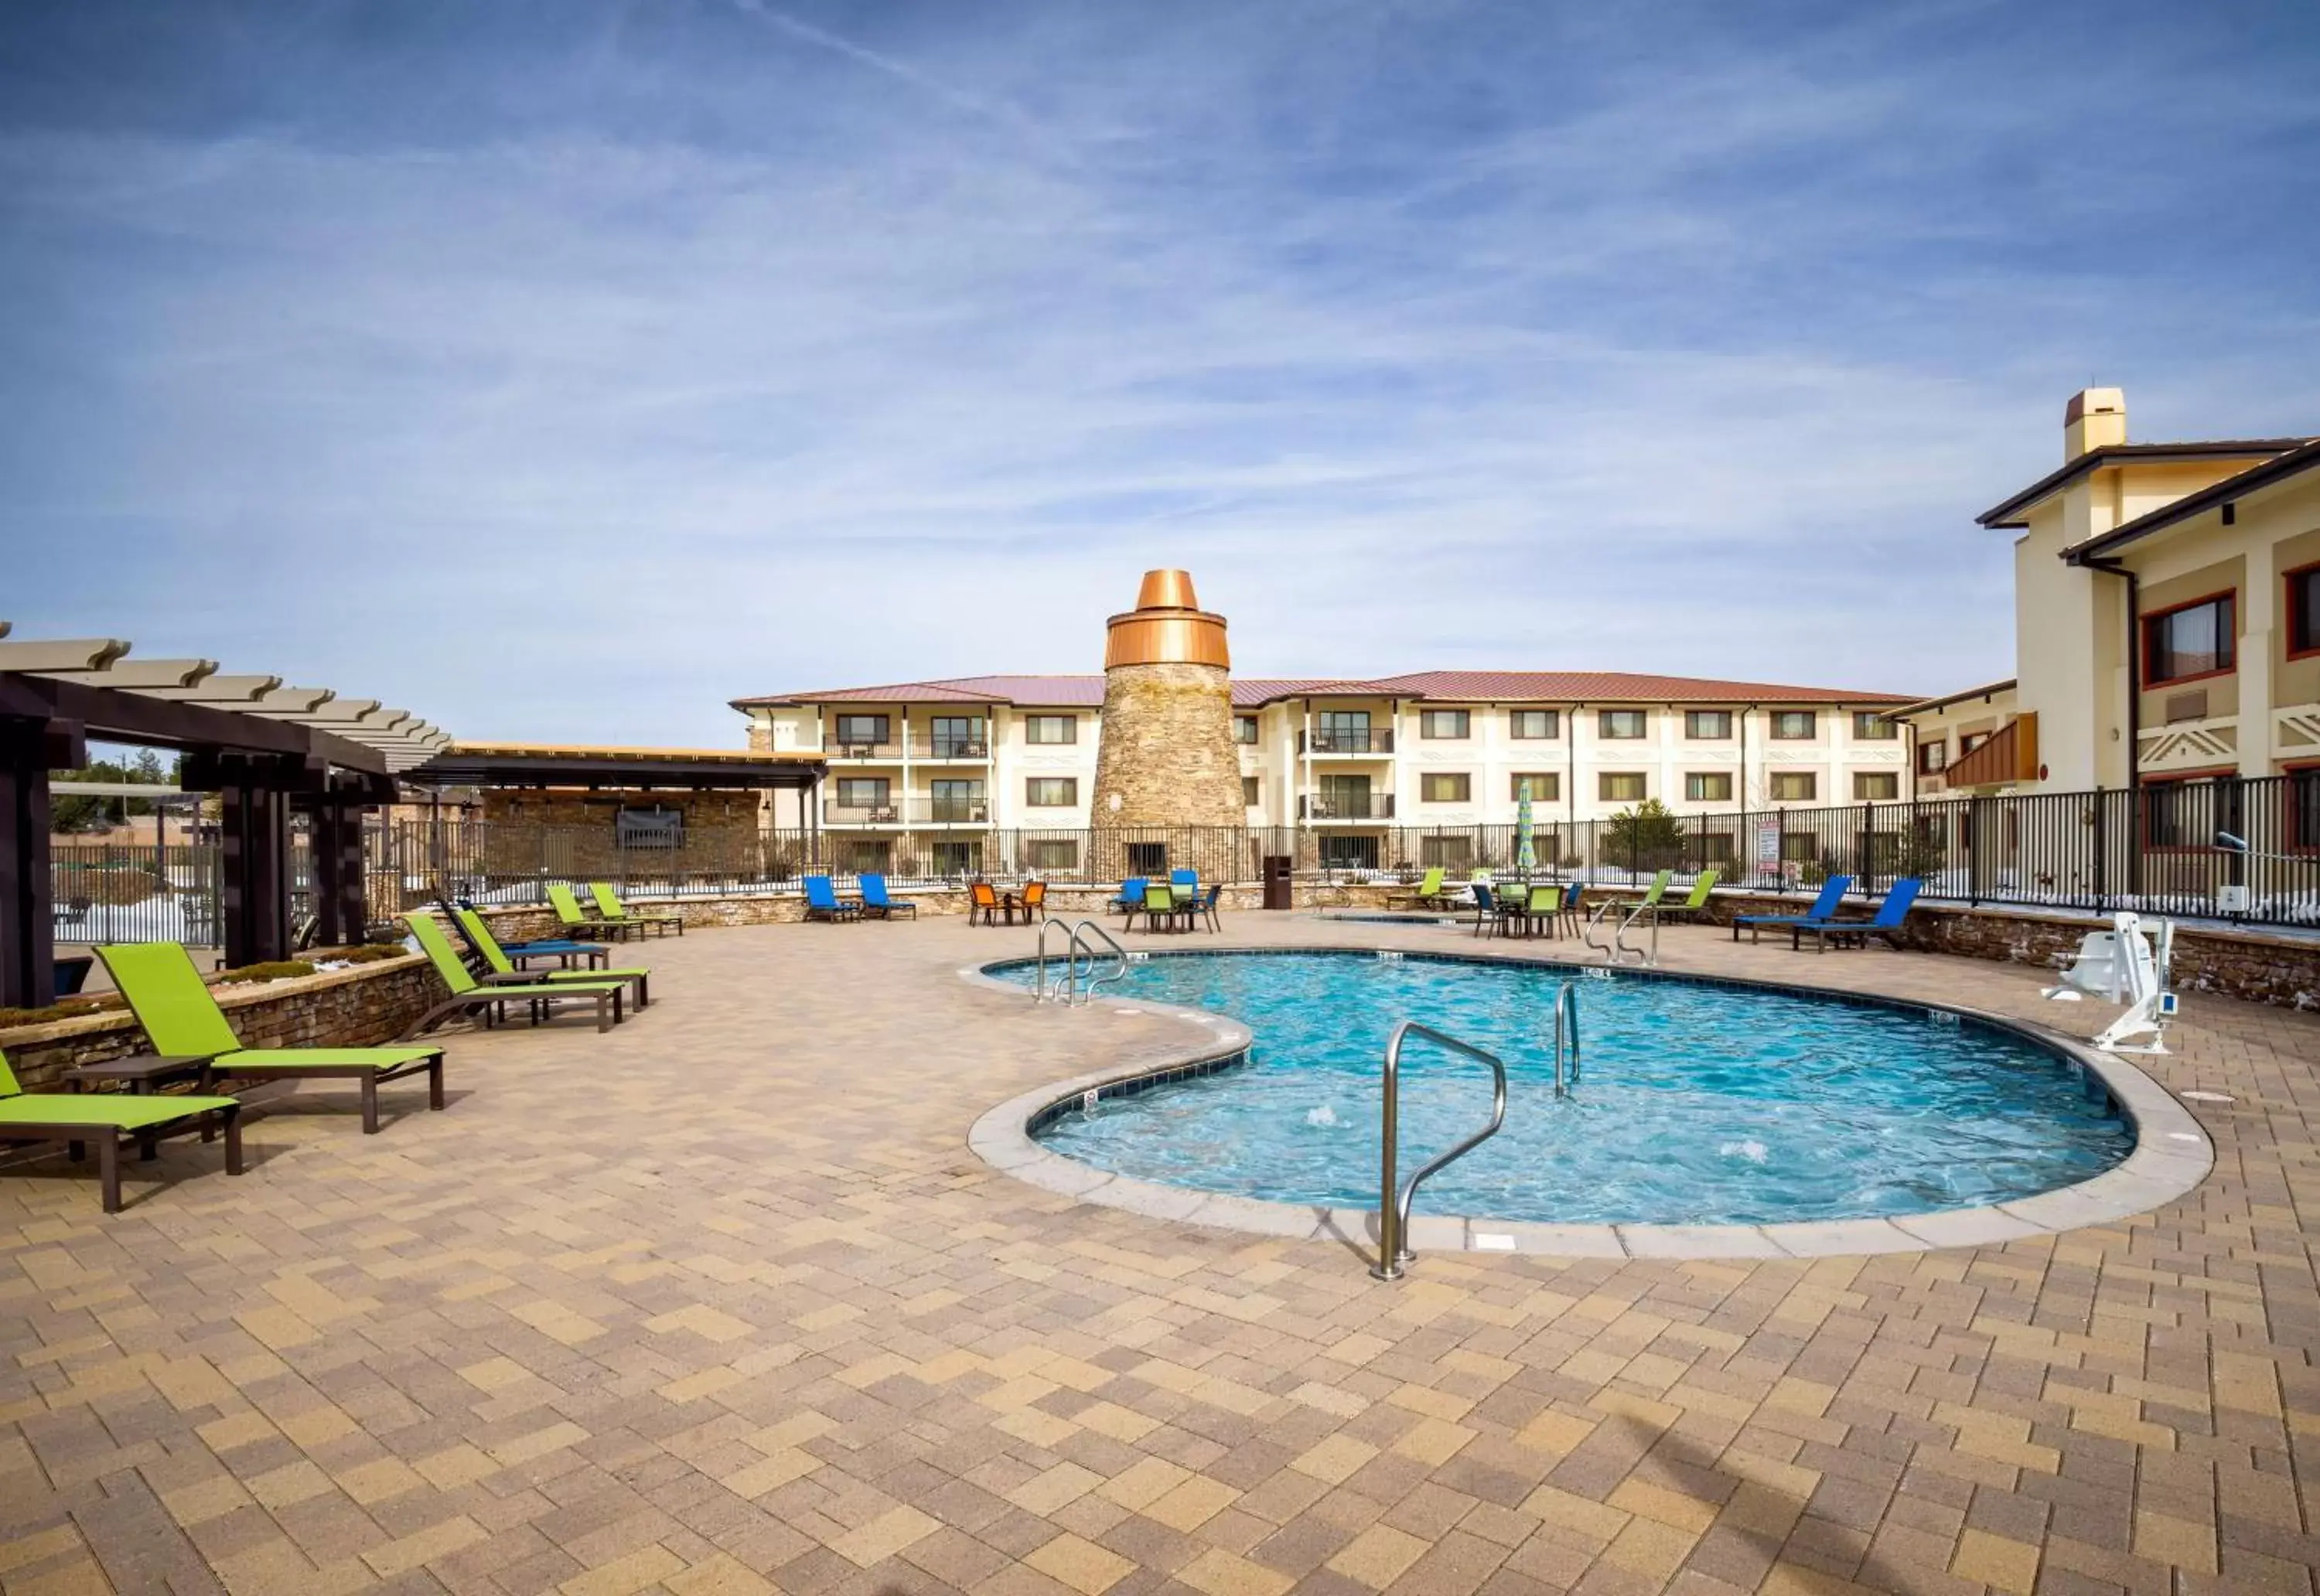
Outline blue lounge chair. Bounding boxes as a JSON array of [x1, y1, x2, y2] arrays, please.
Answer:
[[803, 875, 861, 922], [1731, 875, 1852, 944], [1793, 878, 1922, 952], [1111, 877, 1148, 917], [859, 874, 916, 919]]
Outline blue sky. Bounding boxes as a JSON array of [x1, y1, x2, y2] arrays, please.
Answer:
[[4, 0, 2316, 746]]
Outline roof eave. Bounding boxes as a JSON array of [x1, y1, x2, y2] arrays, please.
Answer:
[[2061, 438, 2320, 564], [1974, 440, 2310, 530]]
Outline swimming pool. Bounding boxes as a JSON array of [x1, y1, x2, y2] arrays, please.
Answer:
[[996, 951, 2134, 1227]]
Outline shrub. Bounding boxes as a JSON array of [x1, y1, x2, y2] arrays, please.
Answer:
[[1605, 799, 1686, 871], [216, 960, 317, 984], [0, 995, 121, 1028]]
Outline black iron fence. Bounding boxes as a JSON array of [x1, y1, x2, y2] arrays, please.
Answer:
[[51, 843, 225, 947], [360, 775, 2320, 927]]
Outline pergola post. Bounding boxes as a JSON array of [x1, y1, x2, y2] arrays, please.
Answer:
[[303, 777, 372, 946], [0, 717, 75, 1009], [218, 778, 291, 968]]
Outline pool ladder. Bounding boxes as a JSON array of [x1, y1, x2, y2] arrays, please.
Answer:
[[1372, 1021, 1508, 1281], [1552, 980, 1581, 1098], [1033, 919, 1128, 1006], [1582, 898, 1657, 967]]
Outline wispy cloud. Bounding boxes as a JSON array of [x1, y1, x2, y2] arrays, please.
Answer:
[[2, 1, 2315, 738]]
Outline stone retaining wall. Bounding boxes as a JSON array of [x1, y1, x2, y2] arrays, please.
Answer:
[[0, 956, 442, 1091]]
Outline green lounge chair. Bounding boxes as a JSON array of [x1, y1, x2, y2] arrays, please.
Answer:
[[96, 943, 445, 1135], [0, 1047, 244, 1212], [1387, 867, 1447, 910], [1643, 871, 1719, 925], [547, 882, 633, 942], [587, 882, 684, 939], [404, 916, 629, 1035], [454, 906, 650, 1009]]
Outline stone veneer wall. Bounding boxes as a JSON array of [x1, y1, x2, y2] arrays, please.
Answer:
[[477, 789, 771, 881], [0, 957, 442, 1091], [1091, 664, 1244, 817]]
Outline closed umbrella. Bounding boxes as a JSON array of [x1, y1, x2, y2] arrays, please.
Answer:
[[1515, 779, 1537, 874]]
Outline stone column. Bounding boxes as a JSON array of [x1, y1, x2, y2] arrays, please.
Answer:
[[1090, 571, 1246, 881]]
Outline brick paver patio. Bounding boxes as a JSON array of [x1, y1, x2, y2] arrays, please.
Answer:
[[4, 912, 2317, 1595]]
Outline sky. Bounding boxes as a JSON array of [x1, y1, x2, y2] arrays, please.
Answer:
[[3, 0, 2317, 747]]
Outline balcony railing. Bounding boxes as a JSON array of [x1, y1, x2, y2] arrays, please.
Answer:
[[1300, 728, 1394, 754], [924, 738, 989, 760], [1301, 793, 1394, 820], [828, 741, 903, 761], [824, 798, 993, 827]]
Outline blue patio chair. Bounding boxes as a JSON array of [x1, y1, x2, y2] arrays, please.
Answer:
[[1193, 883, 1224, 932], [803, 875, 861, 923], [1111, 877, 1148, 917], [858, 874, 916, 920], [1731, 875, 1851, 944], [1169, 868, 1198, 896], [1792, 878, 1922, 953], [449, 899, 609, 970], [1469, 882, 1503, 938]]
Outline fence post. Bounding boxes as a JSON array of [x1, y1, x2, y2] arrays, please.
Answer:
[[1858, 803, 1875, 894], [2090, 790, 2107, 909]]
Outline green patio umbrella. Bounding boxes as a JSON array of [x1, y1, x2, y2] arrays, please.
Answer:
[[1515, 779, 1537, 873]]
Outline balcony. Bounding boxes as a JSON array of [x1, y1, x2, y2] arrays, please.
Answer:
[[822, 797, 993, 827], [922, 738, 989, 761], [827, 741, 902, 762], [1300, 793, 1395, 820], [1300, 728, 1394, 755]]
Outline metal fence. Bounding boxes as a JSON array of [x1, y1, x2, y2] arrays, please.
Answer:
[[360, 774, 2320, 928], [51, 843, 225, 947]]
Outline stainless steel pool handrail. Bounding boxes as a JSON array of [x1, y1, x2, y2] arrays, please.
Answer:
[[1070, 919, 1129, 1004], [1032, 918, 1077, 1003], [1553, 980, 1580, 1096], [1373, 1021, 1508, 1282], [1612, 901, 1658, 966]]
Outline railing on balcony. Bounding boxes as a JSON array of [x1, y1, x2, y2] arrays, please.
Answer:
[[828, 741, 903, 761], [1301, 793, 1395, 820], [1299, 728, 1395, 754], [924, 738, 989, 760], [823, 797, 993, 827]]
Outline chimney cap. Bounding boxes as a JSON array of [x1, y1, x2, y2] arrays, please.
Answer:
[[1105, 569, 1230, 670]]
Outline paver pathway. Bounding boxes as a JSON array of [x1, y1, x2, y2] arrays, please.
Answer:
[[3, 912, 2316, 1596]]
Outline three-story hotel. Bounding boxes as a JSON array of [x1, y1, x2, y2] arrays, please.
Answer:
[[732, 670, 1916, 872]]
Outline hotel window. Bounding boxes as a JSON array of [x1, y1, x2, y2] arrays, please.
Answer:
[[1960, 731, 1990, 755], [1769, 711, 1817, 739], [1025, 838, 1078, 870], [1598, 772, 1646, 803], [1510, 772, 1560, 803], [1419, 835, 1475, 868], [1315, 709, 1372, 752], [2292, 566, 2320, 656], [2143, 774, 2242, 849], [1419, 709, 1471, 740], [2142, 592, 2235, 684], [1919, 738, 1948, 774], [1769, 772, 1817, 802], [1684, 772, 1733, 802], [1024, 714, 1076, 745], [930, 715, 984, 758], [1598, 710, 1647, 738], [834, 777, 889, 810], [930, 779, 984, 822], [1684, 710, 1731, 739], [834, 714, 889, 749], [1025, 777, 1076, 807], [1510, 709, 1560, 739], [1421, 772, 1472, 803], [1242, 776, 1260, 806], [1234, 714, 1260, 745], [1851, 711, 1898, 740], [1853, 772, 1900, 801]]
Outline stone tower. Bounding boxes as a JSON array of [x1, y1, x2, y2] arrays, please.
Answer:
[[1092, 571, 1245, 832]]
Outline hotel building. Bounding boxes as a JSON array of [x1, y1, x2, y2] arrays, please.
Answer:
[[732, 671, 1916, 871]]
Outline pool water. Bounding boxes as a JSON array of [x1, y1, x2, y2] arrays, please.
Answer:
[[1004, 952, 2131, 1226]]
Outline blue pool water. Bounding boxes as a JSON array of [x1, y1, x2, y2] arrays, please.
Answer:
[[1002, 952, 2132, 1226]]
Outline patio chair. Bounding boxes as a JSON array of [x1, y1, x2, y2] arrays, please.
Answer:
[[1192, 883, 1223, 932], [967, 881, 1009, 926], [1469, 882, 1509, 938], [1514, 884, 1563, 938], [1139, 882, 1189, 933], [447, 899, 609, 970], [453, 906, 649, 1009], [1561, 883, 1585, 937], [1643, 871, 1720, 926], [1110, 878, 1148, 918], [1387, 868, 1445, 910], [0, 1046, 244, 1213], [547, 882, 632, 941], [1169, 868, 1199, 901], [404, 914, 632, 1033], [859, 874, 917, 919], [95, 942, 446, 1135], [1793, 878, 1923, 953], [587, 882, 685, 939], [1732, 875, 1852, 944], [1581, 871, 1670, 944], [1018, 880, 1046, 922], [803, 875, 862, 923]]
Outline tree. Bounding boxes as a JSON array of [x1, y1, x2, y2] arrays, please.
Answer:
[[1605, 797, 1684, 871], [49, 750, 180, 834]]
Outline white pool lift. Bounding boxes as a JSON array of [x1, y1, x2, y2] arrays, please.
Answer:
[[2043, 911, 2176, 1055]]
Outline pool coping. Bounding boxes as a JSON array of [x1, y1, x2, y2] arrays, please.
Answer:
[[960, 943, 2216, 1262]]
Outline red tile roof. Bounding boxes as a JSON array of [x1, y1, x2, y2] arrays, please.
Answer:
[[735, 670, 1914, 711]]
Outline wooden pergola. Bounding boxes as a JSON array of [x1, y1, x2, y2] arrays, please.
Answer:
[[0, 622, 449, 1008]]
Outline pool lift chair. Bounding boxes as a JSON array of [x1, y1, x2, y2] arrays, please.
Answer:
[[2042, 911, 2176, 1055]]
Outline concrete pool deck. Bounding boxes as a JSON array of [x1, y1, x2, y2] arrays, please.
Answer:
[[3, 911, 2318, 1595]]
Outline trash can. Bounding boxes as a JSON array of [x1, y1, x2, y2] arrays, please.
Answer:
[[1262, 855, 1293, 911]]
